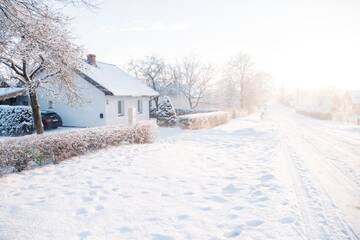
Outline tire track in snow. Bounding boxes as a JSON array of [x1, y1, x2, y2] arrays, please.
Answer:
[[299, 125, 360, 189], [280, 123, 360, 240]]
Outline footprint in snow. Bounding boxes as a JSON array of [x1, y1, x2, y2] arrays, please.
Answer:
[[199, 206, 212, 211], [76, 208, 88, 215], [232, 206, 245, 211], [250, 196, 268, 203], [224, 227, 242, 238], [146, 217, 161, 222], [259, 174, 274, 182], [89, 190, 97, 196], [177, 214, 190, 220], [151, 233, 174, 240], [222, 184, 240, 194], [117, 227, 132, 233], [78, 231, 91, 240], [82, 196, 93, 202], [183, 191, 194, 195], [228, 214, 239, 219], [223, 176, 237, 180], [205, 195, 227, 203], [279, 216, 295, 224], [246, 219, 264, 227], [251, 190, 263, 197], [95, 204, 104, 211]]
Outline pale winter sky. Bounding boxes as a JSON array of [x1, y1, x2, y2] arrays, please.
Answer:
[[65, 0, 360, 90]]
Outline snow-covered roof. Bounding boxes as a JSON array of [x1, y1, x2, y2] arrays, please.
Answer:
[[0, 87, 26, 101], [80, 61, 159, 97], [348, 91, 360, 105]]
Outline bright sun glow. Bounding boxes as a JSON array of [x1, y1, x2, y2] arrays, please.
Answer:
[[66, 0, 360, 90]]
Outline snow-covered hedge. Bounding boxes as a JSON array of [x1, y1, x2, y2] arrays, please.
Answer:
[[175, 108, 213, 116], [0, 121, 155, 174], [296, 110, 332, 120], [177, 111, 231, 129], [0, 105, 34, 136]]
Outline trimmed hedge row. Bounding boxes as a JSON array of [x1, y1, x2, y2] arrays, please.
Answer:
[[177, 111, 231, 129], [175, 108, 213, 116], [0, 122, 155, 174]]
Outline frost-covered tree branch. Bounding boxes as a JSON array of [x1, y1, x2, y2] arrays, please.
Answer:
[[0, 0, 85, 134], [171, 58, 214, 109], [219, 53, 273, 112], [127, 55, 175, 110]]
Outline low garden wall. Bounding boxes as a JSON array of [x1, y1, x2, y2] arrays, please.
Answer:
[[177, 111, 231, 130], [0, 122, 155, 174]]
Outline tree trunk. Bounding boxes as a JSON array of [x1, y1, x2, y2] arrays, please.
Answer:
[[154, 96, 159, 110], [240, 81, 244, 109], [29, 90, 44, 134]]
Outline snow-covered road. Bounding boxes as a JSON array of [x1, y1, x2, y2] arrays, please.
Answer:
[[0, 106, 359, 240]]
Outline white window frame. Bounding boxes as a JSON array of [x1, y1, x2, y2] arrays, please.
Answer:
[[137, 99, 143, 114], [118, 100, 124, 116]]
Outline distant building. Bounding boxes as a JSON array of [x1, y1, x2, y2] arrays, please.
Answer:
[[333, 91, 360, 125]]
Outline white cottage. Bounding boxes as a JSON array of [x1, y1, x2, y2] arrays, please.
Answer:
[[38, 54, 159, 127]]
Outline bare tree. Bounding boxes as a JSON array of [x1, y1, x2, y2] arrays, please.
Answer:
[[226, 53, 255, 110], [252, 72, 273, 107], [127, 56, 174, 109], [0, 0, 97, 21], [0, 1, 84, 134], [171, 58, 214, 109], [219, 69, 238, 108]]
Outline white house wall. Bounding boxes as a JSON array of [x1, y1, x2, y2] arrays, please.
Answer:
[[105, 96, 150, 125], [38, 75, 106, 127]]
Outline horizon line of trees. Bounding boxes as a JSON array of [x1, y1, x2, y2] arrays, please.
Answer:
[[126, 54, 274, 113]]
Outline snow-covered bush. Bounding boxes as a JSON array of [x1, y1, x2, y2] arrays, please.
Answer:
[[0, 106, 34, 136], [178, 111, 231, 129], [156, 96, 177, 127], [0, 121, 156, 174], [175, 108, 213, 116]]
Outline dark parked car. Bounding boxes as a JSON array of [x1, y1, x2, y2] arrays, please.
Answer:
[[41, 111, 63, 130]]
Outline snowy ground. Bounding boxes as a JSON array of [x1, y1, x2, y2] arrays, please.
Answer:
[[0, 106, 359, 240]]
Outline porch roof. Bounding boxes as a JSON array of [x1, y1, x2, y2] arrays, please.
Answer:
[[0, 87, 26, 101]]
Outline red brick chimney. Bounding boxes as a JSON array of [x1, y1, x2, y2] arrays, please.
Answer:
[[87, 54, 97, 66]]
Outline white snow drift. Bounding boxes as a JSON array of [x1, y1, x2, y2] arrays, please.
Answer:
[[0, 106, 359, 240]]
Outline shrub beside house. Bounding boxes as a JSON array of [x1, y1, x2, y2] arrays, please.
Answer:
[[0, 105, 34, 136]]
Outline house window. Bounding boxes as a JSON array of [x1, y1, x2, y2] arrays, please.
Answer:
[[106, 99, 109, 105], [137, 99, 143, 114], [48, 100, 53, 109], [118, 100, 124, 116]]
